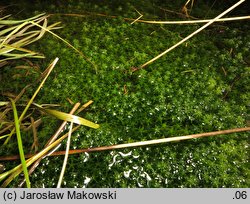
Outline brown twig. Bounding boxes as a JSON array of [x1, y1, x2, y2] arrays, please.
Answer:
[[1, 126, 249, 161]]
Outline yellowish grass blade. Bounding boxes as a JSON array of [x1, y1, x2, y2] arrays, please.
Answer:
[[0, 13, 61, 66], [57, 122, 73, 188], [131, 15, 250, 25], [0, 22, 29, 48], [0, 102, 9, 106], [0, 13, 45, 25], [33, 103, 99, 129], [139, 0, 246, 69], [0, 15, 11, 21], [1, 43, 43, 57]]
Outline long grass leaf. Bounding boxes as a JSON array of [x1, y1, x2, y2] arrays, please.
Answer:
[[0, 13, 45, 25], [2, 43, 43, 56], [0, 15, 11, 21], [0, 55, 44, 62], [19, 58, 58, 122], [57, 122, 73, 188], [10, 98, 30, 188], [34, 104, 99, 129], [0, 24, 20, 37], [0, 54, 44, 62], [129, 15, 250, 25]]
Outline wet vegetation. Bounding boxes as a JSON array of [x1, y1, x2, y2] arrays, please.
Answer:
[[0, 0, 249, 187]]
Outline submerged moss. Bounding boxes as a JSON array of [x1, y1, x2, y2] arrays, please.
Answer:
[[0, 0, 249, 187]]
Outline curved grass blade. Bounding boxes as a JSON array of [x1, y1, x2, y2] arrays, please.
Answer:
[[33, 103, 99, 129], [10, 98, 30, 188]]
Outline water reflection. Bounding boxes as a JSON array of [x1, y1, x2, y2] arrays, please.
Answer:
[[108, 150, 153, 187], [82, 176, 91, 188]]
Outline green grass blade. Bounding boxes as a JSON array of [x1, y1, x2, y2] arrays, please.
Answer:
[[10, 98, 30, 188]]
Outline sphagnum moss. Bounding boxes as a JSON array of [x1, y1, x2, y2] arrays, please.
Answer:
[[0, 0, 249, 187]]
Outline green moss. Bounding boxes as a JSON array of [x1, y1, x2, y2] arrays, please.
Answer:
[[0, 0, 249, 187]]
